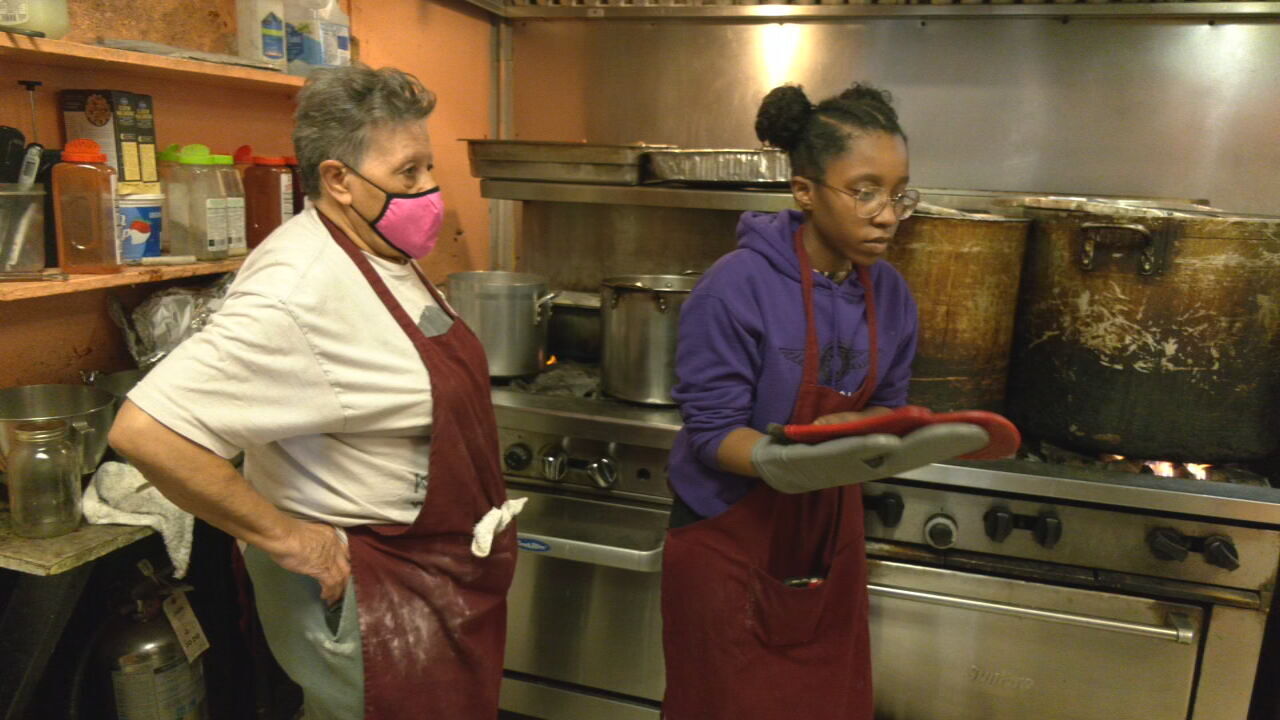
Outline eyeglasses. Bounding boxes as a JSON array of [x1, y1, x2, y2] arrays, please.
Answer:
[[812, 181, 921, 220]]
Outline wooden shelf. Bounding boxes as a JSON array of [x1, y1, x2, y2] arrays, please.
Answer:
[[494, 1, 1280, 18], [0, 259, 243, 302], [0, 34, 304, 92], [0, 511, 153, 576]]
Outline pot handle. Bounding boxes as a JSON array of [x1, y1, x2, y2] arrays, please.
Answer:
[[534, 292, 559, 326], [1078, 222, 1159, 275], [71, 419, 94, 476]]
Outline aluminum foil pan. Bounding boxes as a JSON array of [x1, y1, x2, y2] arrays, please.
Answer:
[[644, 149, 791, 186], [992, 195, 1221, 218], [465, 140, 675, 186]]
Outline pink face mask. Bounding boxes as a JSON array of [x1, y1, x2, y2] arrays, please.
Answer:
[[345, 164, 444, 259]]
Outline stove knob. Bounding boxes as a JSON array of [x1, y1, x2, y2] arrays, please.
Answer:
[[984, 507, 1014, 543], [1203, 535, 1240, 571], [1148, 527, 1190, 562], [923, 515, 958, 549], [540, 449, 568, 482], [504, 443, 533, 472], [1034, 512, 1063, 549], [587, 457, 618, 490]]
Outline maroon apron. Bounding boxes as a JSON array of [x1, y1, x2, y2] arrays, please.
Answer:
[[321, 214, 516, 720], [661, 226, 880, 720]]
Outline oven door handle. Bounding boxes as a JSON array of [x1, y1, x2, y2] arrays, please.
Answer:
[[868, 584, 1197, 645], [516, 532, 663, 573]]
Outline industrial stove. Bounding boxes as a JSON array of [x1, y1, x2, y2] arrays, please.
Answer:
[[492, 364, 1280, 720]]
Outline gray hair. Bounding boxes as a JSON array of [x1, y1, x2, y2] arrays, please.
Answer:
[[292, 64, 437, 198]]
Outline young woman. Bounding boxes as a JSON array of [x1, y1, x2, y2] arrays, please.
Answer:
[[661, 83, 989, 720]]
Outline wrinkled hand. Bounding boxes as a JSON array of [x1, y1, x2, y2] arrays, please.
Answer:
[[752, 423, 991, 494], [812, 406, 893, 426], [267, 520, 351, 606]]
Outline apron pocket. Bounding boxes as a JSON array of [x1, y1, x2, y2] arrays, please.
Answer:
[[748, 565, 829, 647]]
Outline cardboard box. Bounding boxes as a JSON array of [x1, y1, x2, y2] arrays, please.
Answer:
[[59, 90, 147, 192], [130, 93, 161, 195]]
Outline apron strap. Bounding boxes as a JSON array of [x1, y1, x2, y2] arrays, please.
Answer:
[[792, 227, 881, 406]]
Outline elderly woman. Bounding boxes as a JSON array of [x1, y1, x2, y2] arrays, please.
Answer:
[[109, 65, 520, 720]]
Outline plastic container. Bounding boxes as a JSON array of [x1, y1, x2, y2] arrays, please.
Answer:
[[117, 193, 163, 263], [237, 0, 287, 72], [156, 143, 182, 185], [285, 0, 348, 76], [244, 156, 295, 249], [214, 155, 247, 256], [6, 420, 82, 539], [0, 183, 47, 274], [53, 139, 121, 274], [285, 155, 305, 214], [179, 144, 228, 261], [0, 0, 70, 39], [234, 144, 255, 178]]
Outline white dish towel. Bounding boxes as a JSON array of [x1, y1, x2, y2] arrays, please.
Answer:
[[83, 461, 195, 577]]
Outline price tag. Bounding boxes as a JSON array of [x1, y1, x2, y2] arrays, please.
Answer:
[[162, 591, 210, 663]]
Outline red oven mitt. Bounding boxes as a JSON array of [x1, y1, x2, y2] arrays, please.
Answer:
[[767, 405, 1020, 461]]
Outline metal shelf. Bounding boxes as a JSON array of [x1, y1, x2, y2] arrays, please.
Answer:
[[484, 1, 1280, 18], [481, 179, 795, 212]]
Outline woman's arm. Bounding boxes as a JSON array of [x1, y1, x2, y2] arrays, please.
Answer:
[[110, 401, 350, 604]]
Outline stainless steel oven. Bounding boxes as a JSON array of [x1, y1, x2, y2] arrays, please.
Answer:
[[491, 372, 1280, 720]]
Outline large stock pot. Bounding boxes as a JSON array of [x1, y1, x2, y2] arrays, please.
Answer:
[[600, 275, 699, 405], [448, 271, 558, 378], [1005, 199, 1280, 461]]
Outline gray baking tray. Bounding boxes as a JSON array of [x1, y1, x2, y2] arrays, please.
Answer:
[[465, 140, 675, 185], [643, 149, 791, 186]]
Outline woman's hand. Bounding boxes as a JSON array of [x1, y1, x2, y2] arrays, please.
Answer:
[[811, 406, 894, 426], [269, 520, 351, 607]]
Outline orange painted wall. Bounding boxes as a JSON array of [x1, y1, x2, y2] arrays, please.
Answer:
[[351, 0, 495, 280], [0, 0, 494, 388]]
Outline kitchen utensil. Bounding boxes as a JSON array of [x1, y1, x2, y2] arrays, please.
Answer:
[[465, 140, 675, 186], [1007, 201, 1280, 461], [887, 209, 1031, 412], [447, 271, 558, 377], [768, 405, 1021, 460], [643, 148, 791, 186], [600, 274, 698, 405], [0, 384, 116, 475], [18, 80, 42, 145]]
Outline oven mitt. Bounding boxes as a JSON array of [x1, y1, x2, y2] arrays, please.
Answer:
[[751, 422, 991, 494]]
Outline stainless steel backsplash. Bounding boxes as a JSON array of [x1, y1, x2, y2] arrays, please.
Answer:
[[510, 18, 1280, 216]]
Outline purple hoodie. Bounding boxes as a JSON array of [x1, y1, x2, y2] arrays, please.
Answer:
[[669, 209, 919, 519]]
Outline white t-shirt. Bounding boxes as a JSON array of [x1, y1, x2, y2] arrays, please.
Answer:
[[129, 208, 459, 526]]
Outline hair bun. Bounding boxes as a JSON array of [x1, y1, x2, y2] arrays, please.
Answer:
[[754, 85, 813, 152]]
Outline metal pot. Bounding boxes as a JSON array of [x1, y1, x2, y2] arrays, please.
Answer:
[[447, 271, 558, 377], [1007, 202, 1280, 461], [0, 384, 116, 475], [548, 292, 602, 363], [888, 210, 1031, 412], [82, 369, 145, 411], [601, 275, 699, 405]]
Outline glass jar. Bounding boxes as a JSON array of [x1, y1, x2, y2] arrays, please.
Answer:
[[6, 420, 82, 539], [52, 139, 121, 274]]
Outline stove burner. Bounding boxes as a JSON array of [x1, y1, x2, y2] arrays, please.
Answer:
[[1023, 440, 1270, 488], [498, 361, 603, 399]]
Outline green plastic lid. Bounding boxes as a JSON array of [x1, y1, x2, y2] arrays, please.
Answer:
[[212, 155, 234, 165], [157, 143, 182, 163], [179, 143, 214, 165]]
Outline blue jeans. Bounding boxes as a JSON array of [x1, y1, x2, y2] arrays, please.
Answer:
[[243, 545, 364, 720]]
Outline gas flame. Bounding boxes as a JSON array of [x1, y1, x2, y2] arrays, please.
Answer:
[[1100, 454, 1126, 462], [545, 355, 558, 367], [1144, 461, 1178, 477], [1186, 463, 1212, 481]]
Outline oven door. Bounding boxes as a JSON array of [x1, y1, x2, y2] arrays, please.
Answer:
[[868, 559, 1204, 720], [501, 485, 668, 720]]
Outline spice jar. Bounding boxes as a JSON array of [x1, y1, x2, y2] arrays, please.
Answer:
[[6, 420, 82, 539], [244, 156, 295, 249]]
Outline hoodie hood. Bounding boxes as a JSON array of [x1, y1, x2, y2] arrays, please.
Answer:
[[736, 208, 869, 297]]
